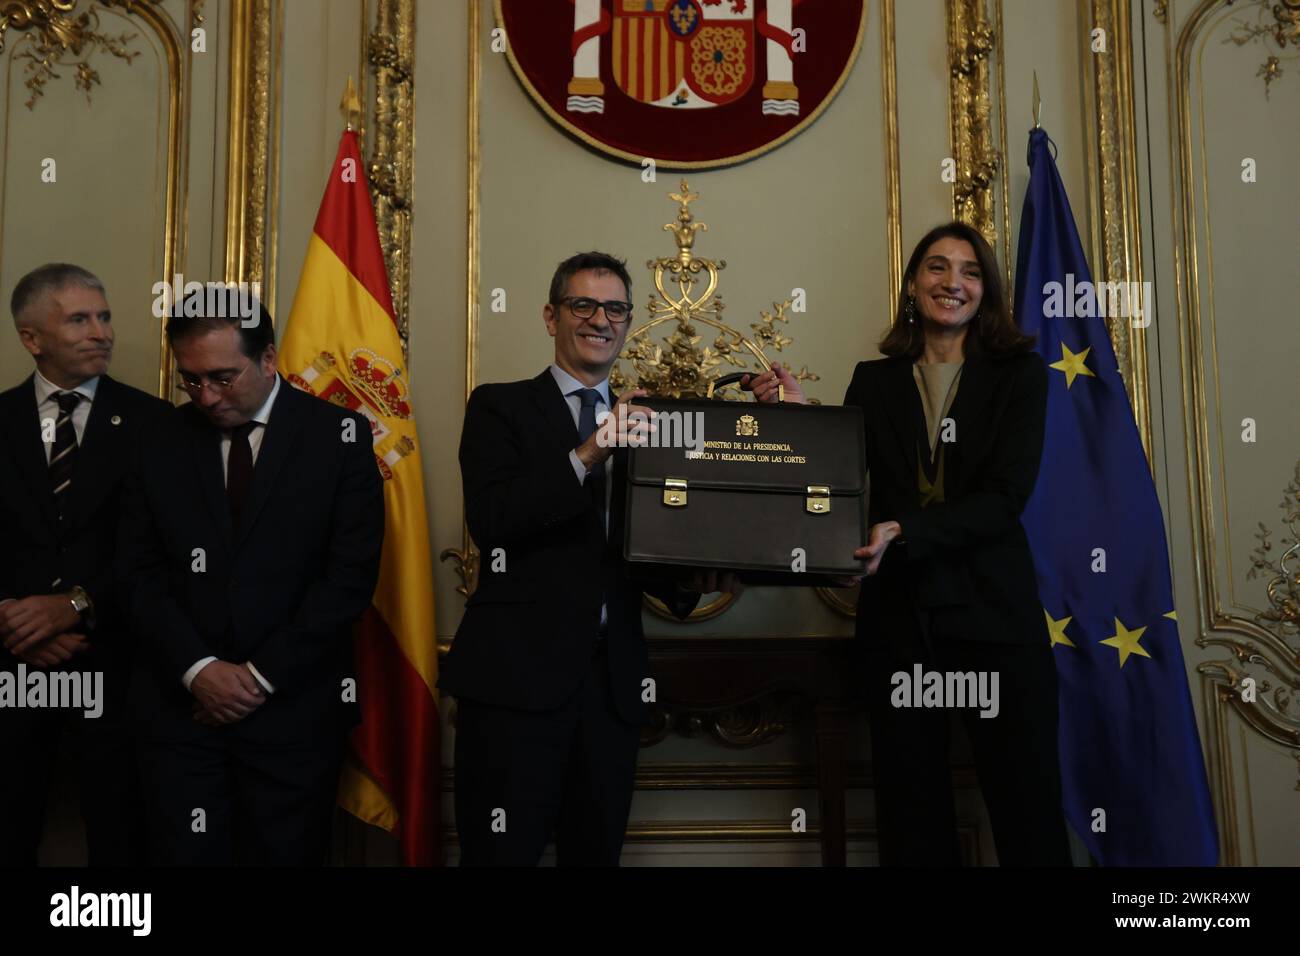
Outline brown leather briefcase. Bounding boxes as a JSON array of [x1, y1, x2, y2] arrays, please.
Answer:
[[621, 374, 867, 585]]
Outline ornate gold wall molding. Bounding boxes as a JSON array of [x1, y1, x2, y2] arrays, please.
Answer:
[[223, 0, 281, 321], [945, 0, 1000, 245], [1171, 0, 1300, 863], [438, 0, 479, 606], [1082, 0, 1153, 456], [368, 0, 414, 346], [880, 0, 902, 313]]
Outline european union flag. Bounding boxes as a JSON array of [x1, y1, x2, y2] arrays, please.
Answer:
[[1013, 127, 1218, 865]]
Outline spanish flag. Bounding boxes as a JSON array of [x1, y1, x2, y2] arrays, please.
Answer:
[[279, 127, 439, 865]]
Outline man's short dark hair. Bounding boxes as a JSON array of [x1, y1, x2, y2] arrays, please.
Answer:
[[165, 285, 275, 359], [548, 252, 633, 306], [10, 263, 105, 325]]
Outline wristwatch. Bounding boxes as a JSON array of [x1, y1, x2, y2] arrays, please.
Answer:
[[68, 586, 92, 619]]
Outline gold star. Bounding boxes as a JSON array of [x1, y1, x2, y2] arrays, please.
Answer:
[[1163, 610, 1177, 621], [1100, 617, 1152, 667], [1045, 609, 1075, 648], [1049, 342, 1097, 388]]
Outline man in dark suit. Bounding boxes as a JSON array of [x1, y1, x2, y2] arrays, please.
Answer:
[[442, 252, 727, 866], [119, 288, 383, 865], [0, 263, 170, 866]]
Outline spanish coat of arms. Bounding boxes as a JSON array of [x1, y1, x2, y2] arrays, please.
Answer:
[[496, 0, 867, 168]]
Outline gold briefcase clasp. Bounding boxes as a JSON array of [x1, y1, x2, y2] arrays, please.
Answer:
[[663, 477, 688, 507], [806, 485, 830, 514]]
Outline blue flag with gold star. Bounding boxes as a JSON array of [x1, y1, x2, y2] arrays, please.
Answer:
[[1013, 127, 1217, 865]]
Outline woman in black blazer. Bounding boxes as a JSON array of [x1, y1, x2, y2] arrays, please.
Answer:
[[751, 222, 1071, 865]]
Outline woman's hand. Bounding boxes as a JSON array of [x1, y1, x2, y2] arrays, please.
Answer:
[[743, 365, 805, 405], [854, 521, 902, 576]]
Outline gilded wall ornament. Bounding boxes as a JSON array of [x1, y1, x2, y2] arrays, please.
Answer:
[[0, 0, 155, 109], [1223, 0, 1300, 98]]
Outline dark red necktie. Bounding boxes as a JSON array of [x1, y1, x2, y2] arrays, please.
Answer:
[[226, 421, 260, 526]]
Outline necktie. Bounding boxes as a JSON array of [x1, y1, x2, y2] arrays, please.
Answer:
[[226, 421, 260, 527], [575, 388, 606, 533], [48, 391, 81, 518]]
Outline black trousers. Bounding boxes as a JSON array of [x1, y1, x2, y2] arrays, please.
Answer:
[[0, 664, 145, 866], [863, 621, 1072, 866], [137, 728, 344, 866], [454, 642, 641, 866]]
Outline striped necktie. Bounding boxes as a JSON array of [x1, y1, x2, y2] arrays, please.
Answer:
[[48, 391, 82, 518]]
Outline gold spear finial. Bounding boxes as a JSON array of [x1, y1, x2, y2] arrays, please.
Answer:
[[340, 75, 362, 131]]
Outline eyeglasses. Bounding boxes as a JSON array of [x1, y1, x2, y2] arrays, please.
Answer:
[[175, 361, 252, 396], [558, 296, 633, 324]]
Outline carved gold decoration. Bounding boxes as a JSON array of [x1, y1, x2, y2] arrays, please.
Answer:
[[1, 0, 155, 110], [1153, 0, 1168, 23], [442, 0, 479, 603], [1223, 0, 1300, 98], [1174, 0, 1300, 864], [946, 0, 1000, 245], [223, 0, 277, 308], [190, 0, 203, 30], [368, 0, 414, 347], [1247, 461, 1300, 638], [880, 0, 903, 314], [1084, 0, 1153, 457], [609, 180, 819, 402]]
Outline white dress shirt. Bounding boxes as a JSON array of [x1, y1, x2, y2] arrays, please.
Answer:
[[549, 363, 611, 629], [34, 369, 98, 463], [182, 376, 282, 695]]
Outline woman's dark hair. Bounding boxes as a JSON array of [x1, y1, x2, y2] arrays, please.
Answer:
[[879, 221, 1034, 359]]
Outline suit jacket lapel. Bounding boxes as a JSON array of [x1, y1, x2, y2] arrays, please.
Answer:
[[876, 357, 920, 498], [531, 369, 580, 450], [3, 376, 58, 532], [186, 405, 233, 550], [235, 378, 301, 546], [944, 355, 993, 495]]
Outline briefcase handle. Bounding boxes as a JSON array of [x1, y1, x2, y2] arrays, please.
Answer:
[[705, 371, 784, 403]]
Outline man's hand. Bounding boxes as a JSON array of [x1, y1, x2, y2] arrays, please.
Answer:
[[1, 595, 81, 655], [574, 388, 657, 470], [15, 632, 89, 669], [743, 365, 805, 405], [854, 521, 903, 576], [688, 569, 745, 597], [190, 661, 265, 725]]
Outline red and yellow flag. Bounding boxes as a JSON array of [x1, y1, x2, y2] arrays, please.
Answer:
[[279, 129, 439, 865]]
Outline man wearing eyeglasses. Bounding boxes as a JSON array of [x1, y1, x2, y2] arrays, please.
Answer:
[[442, 252, 733, 866], [118, 287, 383, 864], [0, 263, 170, 865]]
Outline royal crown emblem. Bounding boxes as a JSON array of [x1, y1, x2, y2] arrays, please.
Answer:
[[736, 413, 758, 437], [288, 349, 416, 481]]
